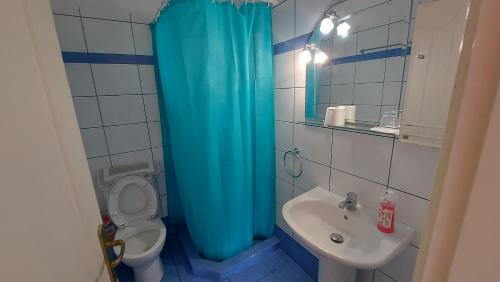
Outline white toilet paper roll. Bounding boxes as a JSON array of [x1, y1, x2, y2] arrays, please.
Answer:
[[344, 106, 356, 123], [324, 106, 346, 126]]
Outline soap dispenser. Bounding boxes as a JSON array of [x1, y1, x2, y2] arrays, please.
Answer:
[[377, 191, 395, 234]]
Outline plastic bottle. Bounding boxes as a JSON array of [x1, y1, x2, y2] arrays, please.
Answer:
[[377, 191, 395, 234], [101, 214, 117, 239]]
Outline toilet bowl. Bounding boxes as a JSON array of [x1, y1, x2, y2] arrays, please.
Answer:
[[108, 175, 166, 282]]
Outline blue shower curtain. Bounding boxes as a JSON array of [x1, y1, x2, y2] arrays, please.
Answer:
[[152, 0, 275, 261]]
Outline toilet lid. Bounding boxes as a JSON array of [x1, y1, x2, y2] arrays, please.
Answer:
[[107, 175, 158, 227]]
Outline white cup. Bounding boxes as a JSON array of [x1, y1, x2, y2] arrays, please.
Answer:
[[324, 106, 346, 126], [344, 106, 356, 123]]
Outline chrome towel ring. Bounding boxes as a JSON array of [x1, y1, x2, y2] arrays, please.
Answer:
[[283, 148, 303, 178]]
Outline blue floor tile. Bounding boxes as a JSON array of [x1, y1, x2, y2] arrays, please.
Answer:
[[117, 237, 312, 282], [227, 261, 271, 282]]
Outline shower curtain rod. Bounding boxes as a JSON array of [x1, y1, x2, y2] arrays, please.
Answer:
[[153, 0, 275, 22]]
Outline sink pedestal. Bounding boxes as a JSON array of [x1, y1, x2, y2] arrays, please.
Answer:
[[319, 256, 356, 282]]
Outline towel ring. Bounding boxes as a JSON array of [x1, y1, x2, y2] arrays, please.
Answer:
[[283, 148, 303, 178]]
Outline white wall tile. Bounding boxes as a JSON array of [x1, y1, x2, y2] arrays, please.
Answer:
[[330, 169, 386, 211], [388, 21, 409, 46], [276, 203, 292, 235], [105, 123, 150, 154], [294, 158, 330, 191], [50, 0, 79, 15], [87, 156, 111, 185], [94, 187, 110, 212], [292, 186, 307, 198], [152, 147, 164, 171], [276, 178, 293, 205], [294, 88, 306, 123], [355, 59, 386, 83], [79, 0, 131, 21], [357, 26, 389, 54], [385, 56, 405, 81], [332, 63, 356, 84], [332, 35, 357, 59], [389, 188, 430, 246], [354, 82, 383, 105], [139, 65, 157, 93], [275, 88, 294, 122], [64, 64, 95, 97], [53, 15, 87, 52], [154, 172, 167, 196], [143, 94, 160, 121], [92, 64, 141, 95], [98, 95, 146, 126], [389, 0, 412, 22], [275, 51, 295, 88], [132, 24, 153, 55], [82, 18, 135, 54], [354, 2, 389, 32], [331, 84, 354, 105], [294, 50, 306, 87], [276, 121, 293, 152], [110, 148, 153, 166], [356, 105, 382, 123], [382, 82, 402, 105], [332, 130, 392, 184], [276, 150, 293, 183], [380, 245, 418, 282], [319, 65, 332, 86], [411, 0, 418, 18], [295, 0, 337, 37], [357, 269, 375, 282], [318, 86, 331, 104], [373, 270, 394, 282], [73, 97, 102, 128], [272, 0, 295, 44], [148, 122, 162, 148], [81, 127, 108, 158], [160, 194, 168, 217], [390, 141, 439, 199], [293, 124, 332, 166]]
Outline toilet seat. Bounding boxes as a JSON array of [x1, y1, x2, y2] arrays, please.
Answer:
[[107, 174, 166, 282], [113, 218, 166, 265], [108, 175, 158, 228]]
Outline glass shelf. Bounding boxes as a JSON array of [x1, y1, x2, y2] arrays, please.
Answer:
[[302, 118, 397, 138]]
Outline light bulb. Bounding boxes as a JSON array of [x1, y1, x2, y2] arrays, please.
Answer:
[[320, 17, 335, 35], [314, 50, 328, 64], [299, 49, 312, 63], [337, 22, 351, 38]]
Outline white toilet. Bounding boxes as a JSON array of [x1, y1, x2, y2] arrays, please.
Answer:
[[108, 174, 166, 282]]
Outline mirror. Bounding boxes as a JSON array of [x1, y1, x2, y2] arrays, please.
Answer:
[[302, 2, 412, 135]]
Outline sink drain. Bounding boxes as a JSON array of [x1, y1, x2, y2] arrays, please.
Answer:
[[330, 233, 344, 244]]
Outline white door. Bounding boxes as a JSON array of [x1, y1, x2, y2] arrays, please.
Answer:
[[0, 1, 110, 281]]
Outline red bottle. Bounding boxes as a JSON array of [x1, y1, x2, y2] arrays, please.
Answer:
[[377, 191, 395, 233]]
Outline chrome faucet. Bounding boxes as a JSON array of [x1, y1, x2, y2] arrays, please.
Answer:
[[339, 192, 357, 211]]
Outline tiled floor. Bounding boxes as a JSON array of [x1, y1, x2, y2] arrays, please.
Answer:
[[116, 235, 314, 282]]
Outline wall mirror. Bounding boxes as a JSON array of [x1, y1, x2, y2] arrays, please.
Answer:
[[301, 1, 413, 136]]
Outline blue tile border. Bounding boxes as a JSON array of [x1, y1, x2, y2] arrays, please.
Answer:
[[61, 52, 154, 65], [274, 226, 319, 281], [178, 227, 280, 281], [331, 46, 411, 65], [273, 33, 411, 65], [273, 32, 312, 55]]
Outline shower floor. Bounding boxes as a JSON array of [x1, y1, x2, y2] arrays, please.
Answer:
[[116, 233, 315, 282]]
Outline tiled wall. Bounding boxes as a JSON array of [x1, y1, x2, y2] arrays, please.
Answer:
[[50, 0, 167, 217], [313, 1, 411, 123], [273, 0, 439, 281]]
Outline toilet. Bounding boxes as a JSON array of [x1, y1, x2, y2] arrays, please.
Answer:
[[108, 174, 166, 282]]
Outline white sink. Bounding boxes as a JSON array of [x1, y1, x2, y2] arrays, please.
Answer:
[[282, 187, 414, 282]]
